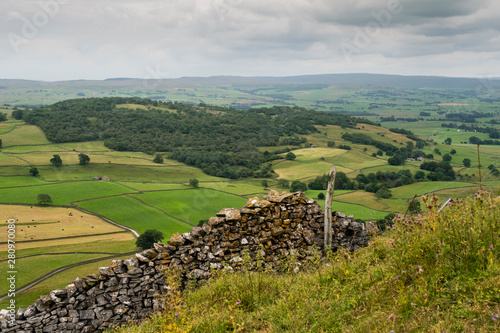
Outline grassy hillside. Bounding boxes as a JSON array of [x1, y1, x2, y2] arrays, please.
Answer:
[[1, 94, 499, 313], [112, 192, 500, 332]]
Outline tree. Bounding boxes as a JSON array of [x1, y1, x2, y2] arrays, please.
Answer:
[[469, 136, 481, 144], [387, 153, 406, 166], [277, 179, 290, 188], [334, 171, 354, 190], [189, 178, 199, 188], [78, 153, 90, 165], [327, 141, 335, 147], [415, 170, 425, 181], [50, 154, 63, 166], [442, 153, 452, 162], [37, 194, 52, 205], [308, 174, 330, 190], [29, 167, 39, 177], [375, 187, 392, 199], [463, 158, 471, 168], [0, 138, 2, 149], [444, 137, 452, 145], [11, 110, 23, 120], [434, 148, 441, 155], [135, 229, 164, 250], [450, 149, 456, 155], [0, 113, 6, 122], [285, 152, 296, 160], [317, 192, 325, 200], [153, 154, 164, 164], [261, 180, 269, 188], [290, 180, 307, 192]]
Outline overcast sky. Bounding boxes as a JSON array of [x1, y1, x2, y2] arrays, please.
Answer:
[[1, 0, 499, 81]]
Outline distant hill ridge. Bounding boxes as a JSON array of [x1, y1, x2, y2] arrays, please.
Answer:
[[2, 73, 500, 89]]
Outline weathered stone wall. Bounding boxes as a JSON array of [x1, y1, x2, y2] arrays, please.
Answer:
[[0, 191, 368, 333]]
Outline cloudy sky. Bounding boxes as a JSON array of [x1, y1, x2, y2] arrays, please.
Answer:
[[1, 0, 499, 81]]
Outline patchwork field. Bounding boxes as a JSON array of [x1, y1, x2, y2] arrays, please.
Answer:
[[1, 84, 499, 313], [0, 205, 137, 308]]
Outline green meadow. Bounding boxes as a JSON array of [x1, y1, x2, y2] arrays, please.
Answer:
[[0, 181, 131, 205], [78, 196, 193, 236], [1, 85, 499, 314], [132, 189, 248, 225]]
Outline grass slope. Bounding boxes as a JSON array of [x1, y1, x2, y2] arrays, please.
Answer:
[[78, 196, 192, 237], [0, 181, 131, 205], [113, 192, 500, 333], [133, 189, 248, 225]]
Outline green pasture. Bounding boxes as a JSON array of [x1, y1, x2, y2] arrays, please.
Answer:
[[292, 148, 346, 160], [359, 163, 423, 175], [0, 176, 48, 188], [32, 164, 219, 182], [56, 141, 111, 152], [201, 181, 268, 196], [333, 191, 389, 211], [117, 182, 188, 191], [133, 189, 248, 225], [0, 253, 107, 296], [305, 189, 353, 199], [328, 150, 386, 171], [315, 199, 388, 220], [0, 181, 130, 205], [2, 144, 66, 153], [0, 121, 22, 134], [0, 153, 28, 166], [78, 195, 192, 236], [0, 239, 137, 261], [272, 159, 352, 181], [0, 255, 131, 309], [0, 125, 50, 146], [389, 181, 475, 199], [15, 151, 160, 166], [380, 121, 492, 144]]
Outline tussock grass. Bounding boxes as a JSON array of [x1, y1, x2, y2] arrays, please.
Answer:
[[114, 192, 500, 332]]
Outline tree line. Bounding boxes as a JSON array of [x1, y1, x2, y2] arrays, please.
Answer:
[[22, 97, 375, 179]]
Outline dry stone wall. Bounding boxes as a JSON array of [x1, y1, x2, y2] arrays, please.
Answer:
[[1, 191, 368, 333]]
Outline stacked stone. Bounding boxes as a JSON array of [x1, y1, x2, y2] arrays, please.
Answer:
[[331, 211, 369, 251], [1, 190, 368, 333], [1, 256, 167, 333]]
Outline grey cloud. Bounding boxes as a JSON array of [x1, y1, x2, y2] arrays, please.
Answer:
[[0, 0, 499, 80]]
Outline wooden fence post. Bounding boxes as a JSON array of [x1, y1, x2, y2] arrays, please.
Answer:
[[324, 166, 336, 252]]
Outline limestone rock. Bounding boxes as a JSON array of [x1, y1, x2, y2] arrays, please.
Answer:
[[168, 233, 186, 247], [217, 208, 241, 221]]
